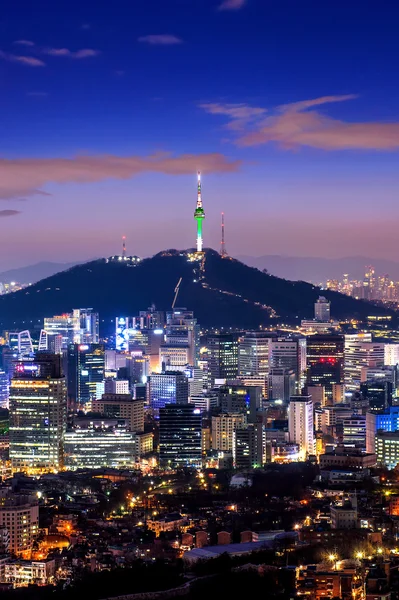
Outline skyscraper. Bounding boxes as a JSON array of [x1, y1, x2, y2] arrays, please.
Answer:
[[207, 333, 239, 383], [149, 371, 189, 410], [288, 395, 314, 460], [163, 308, 200, 367], [65, 344, 105, 408], [233, 424, 264, 469], [314, 296, 331, 322], [306, 334, 344, 403], [269, 336, 306, 392], [238, 331, 271, 378], [9, 354, 67, 473], [159, 404, 202, 468], [0, 370, 9, 408], [194, 172, 205, 253], [344, 334, 385, 391]]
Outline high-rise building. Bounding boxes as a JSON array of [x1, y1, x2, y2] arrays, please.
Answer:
[[149, 371, 189, 410], [233, 424, 264, 469], [306, 334, 344, 403], [375, 431, 399, 469], [207, 333, 239, 383], [65, 344, 105, 407], [0, 370, 9, 408], [104, 378, 130, 395], [9, 354, 67, 473], [360, 380, 393, 413], [342, 416, 366, 450], [219, 384, 262, 423], [211, 413, 246, 452], [0, 493, 39, 555], [159, 404, 202, 468], [288, 395, 314, 459], [72, 308, 99, 344], [92, 394, 144, 432], [43, 314, 76, 348], [238, 332, 271, 378], [314, 296, 331, 322], [385, 344, 399, 366], [269, 337, 306, 392], [268, 368, 296, 403], [164, 309, 200, 367], [8, 331, 34, 358], [344, 335, 385, 391]]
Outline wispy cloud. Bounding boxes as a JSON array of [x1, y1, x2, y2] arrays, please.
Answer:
[[200, 103, 267, 130], [0, 152, 241, 200], [0, 50, 45, 67], [0, 210, 21, 218], [218, 0, 247, 11], [44, 47, 100, 58], [138, 34, 183, 45], [201, 95, 399, 151], [13, 39, 35, 46]]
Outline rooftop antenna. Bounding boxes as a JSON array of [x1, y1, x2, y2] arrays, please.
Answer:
[[220, 212, 228, 258], [122, 235, 126, 258]]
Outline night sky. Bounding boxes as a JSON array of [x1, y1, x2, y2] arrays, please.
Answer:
[[1, 0, 399, 269]]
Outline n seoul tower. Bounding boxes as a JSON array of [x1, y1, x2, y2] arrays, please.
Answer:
[[194, 171, 205, 253]]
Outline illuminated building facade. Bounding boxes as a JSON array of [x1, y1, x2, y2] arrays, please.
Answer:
[[206, 333, 239, 382], [211, 413, 246, 452], [233, 424, 264, 469], [344, 334, 384, 391], [9, 355, 67, 473], [288, 395, 314, 459], [306, 334, 344, 403], [269, 337, 306, 392], [0, 370, 9, 408], [314, 296, 331, 321], [65, 343, 105, 407], [92, 394, 144, 432], [8, 331, 34, 358], [164, 309, 200, 367], [375, 430, 399, 469], [238, 332, 271, 378], [159, 403, 202, 467], [0, 494, 39, 555], [149, 371, 189, 410], [64, 419, 138, 469]]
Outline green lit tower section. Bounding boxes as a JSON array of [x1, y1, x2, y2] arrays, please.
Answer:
[[194, 171, 205, 253]]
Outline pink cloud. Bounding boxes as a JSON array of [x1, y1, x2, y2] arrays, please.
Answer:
[[138, 35, 183, 45], [0, 152, 241, 200], [202, 95, 399, 151], [218, 0, 247, 10], [13, 40, 35, 46], [200, 103, 267, 130], [44, 47, 100, 58], [0, 50, 45, 67]]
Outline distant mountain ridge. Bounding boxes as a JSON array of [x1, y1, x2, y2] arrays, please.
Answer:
[[0, 261, 85, 284], [0, 249, 394, 333], [236, 255, 399, 283]]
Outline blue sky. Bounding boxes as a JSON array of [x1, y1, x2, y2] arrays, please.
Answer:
[[1, 0, 399, 269]]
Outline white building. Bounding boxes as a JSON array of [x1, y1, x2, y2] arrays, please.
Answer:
[[314, 296, 331, 322], [0, 495, 39, 555], [288, 395, 314, 459], [385, 344, 399, 366], [104, 378, 130, 395], [211, 413, 246, 452], [344, 334, 384, 391], [3, 559, 55, 586]]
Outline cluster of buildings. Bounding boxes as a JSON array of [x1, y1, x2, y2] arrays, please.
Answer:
[[326, 265, 399, 305]]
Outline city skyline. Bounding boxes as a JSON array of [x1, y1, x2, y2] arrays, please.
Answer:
[[1, 0, 399, 269]]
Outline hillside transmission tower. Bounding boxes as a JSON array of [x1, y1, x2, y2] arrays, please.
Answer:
[[220, 212, 228, 257]]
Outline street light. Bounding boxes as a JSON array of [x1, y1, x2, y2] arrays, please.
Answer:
[[355, 551, 364, 559]]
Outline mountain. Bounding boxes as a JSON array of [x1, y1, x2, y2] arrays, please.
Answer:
[[0, 261, 82, 284], [236, 255, 399, 283], [0, 249, 394, 333]]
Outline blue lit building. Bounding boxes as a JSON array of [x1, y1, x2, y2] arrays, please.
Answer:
[[0, 370, 9, 408], [149, 371, 189, 410]]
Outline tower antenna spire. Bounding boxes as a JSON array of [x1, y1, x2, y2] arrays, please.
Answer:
[[220, 212, 228, 258], [122, 235, 126, 259], [194, 171, 205, 253]]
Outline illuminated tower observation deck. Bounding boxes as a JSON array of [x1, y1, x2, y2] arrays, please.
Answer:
[[194, 172, 205, 253]]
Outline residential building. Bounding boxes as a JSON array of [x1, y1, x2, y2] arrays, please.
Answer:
[[211, 413, 246, 452], [288, 395, 314, 459]]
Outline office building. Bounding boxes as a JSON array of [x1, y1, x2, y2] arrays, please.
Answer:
[[0, 493, 39, 555], [211, 413, 246, 452], [306, 334, 344, 403], [385, 343, 399, 366], [65, 419, 138, 469], [164, 309, 200, 366], [361, 379, 393, 413], [0, 371, 9, 408], [159, 404, 202, 468], [65, 344, 105, 407], [344, 335, 384, 391], [268, 368, 296, 403], [314, 296, 331, 322], [288, 395, 314, 459], [104, 378, 130, 395], [219, 384, 262, 423], [233, 424, 264, 469], [8, 331, 34, 358], [160, 345, 190, 369], [206, 333, 239, 383], [72, 308, 99, 344], [342, 416, 366, 450], [104, 350, 128, 372], [269, 337, 306, 392], [92, 394, 144, 432], [330, 503, 357, 529], [149, 371, 188, 410], [43, 314, 76, 348], [238, 332, 271, 378], [375, 431, 399, 469], [189, 394, 219, 413], [9, 354, 67, 473]]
